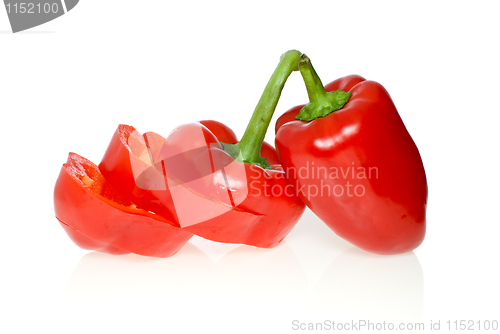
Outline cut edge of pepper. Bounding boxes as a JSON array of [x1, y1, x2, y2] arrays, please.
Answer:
[[64, 152, 180, 228]]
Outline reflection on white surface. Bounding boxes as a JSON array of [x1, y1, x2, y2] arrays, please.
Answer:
[[63, 240, 308, 305], [63, 235, 423, 323], [311, 247, 424, 322]]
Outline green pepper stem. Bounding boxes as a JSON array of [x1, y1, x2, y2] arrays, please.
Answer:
[[235, 50, 302, 168], [299, 55, 328, 103], [296, 54, 351, 122]]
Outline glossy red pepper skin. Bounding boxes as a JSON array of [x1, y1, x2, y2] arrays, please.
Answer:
[[54, 153, 193, 257], [275, 75, 427, 254], [99, 121, 305, 248]]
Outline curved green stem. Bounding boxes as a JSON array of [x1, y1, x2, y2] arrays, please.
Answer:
[[224, 50, 302, 169], [296, 54, 351, 122]]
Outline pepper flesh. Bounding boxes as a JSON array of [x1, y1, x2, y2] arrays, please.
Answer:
[[99, 120, 305, 248], [275, 74, 427, 255], [54, 153, 193, 257], [55, 50, 306, 254]]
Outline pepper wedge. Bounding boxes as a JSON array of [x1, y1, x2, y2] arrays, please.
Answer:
[[54, 153, 192, 257]]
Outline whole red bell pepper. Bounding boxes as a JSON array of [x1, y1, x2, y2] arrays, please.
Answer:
[[54, 153, 193, 257], [275, 55, 427, 254]]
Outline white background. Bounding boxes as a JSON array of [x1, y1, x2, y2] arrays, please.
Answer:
[[1, 1, 499, 333]]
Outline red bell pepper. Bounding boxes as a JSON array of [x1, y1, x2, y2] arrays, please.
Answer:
[[275, 55, 427, 254], [99, 51, 306, 248], [54, 153, 193, 257]]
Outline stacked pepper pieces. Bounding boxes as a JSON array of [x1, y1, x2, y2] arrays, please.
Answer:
[[54, 50, 306, 257], [54, 50, 427, 257]]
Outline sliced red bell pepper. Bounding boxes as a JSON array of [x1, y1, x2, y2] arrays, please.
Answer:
[[97, 124, 180, 225], [54, 153, 193, 257], [98, 50, 306, 248], [275, 55, 427, 255]]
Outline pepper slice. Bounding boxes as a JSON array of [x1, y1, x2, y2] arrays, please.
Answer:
[[54, 153, 193, 257], [99, 120, 304, 248], [275, 55, 427, 255], [98, 50, 306, 248], [56, 50, 306, 254]]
